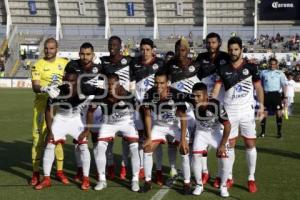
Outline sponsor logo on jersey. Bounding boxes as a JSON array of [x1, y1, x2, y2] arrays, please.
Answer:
[[234, 84, 243, 92], [225, 72, 232, 75], [135, 64, 141, 68], [152, 64, 159, 70], [103, 61, 110, 64], [92, 67, 98, 74], [52, 74, 59, 81], [144, 79, 150, 86], [176, 82, 184, 90], [243, 68, 249, 75], [44, 67, 50, 71], [189, 65, 195, 72], [121, 58, 127, 65]]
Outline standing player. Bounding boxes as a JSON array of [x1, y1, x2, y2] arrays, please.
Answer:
[[196, 32, 230, 186], [164, 38, 200, 189], [140, 70, 190, 194], [90, 73, 140, 192], [189, 82, 231, 197], [286, 73, 296, 115], [130, 38, 164, 184], [212, 37, 264, 193], [30, 38, 68, 186], [259, 58, 287, 138]]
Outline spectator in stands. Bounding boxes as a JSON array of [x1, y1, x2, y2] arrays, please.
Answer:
[[20, 48, 27, 60], [164, 51, 175, 63]]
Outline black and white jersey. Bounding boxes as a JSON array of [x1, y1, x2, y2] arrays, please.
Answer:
[[216, 60, 260, 109], [142, 87, 187, 126], [196, 51, 230, 95], [165, 58, 201, 94], [65, 59, 102, 75], [191, 98, 229, 131], [101, 56, 133, 91], [130, 56, 164, 102]]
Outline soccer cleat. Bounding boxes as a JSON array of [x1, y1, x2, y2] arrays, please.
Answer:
[[202, 173, 210, 185], [131, 181, 140, 192], [220, 185, 230, 197], [155, 170, 163, 186], [29, 171, 40, 186], [258, 133, 265, 138], [74, 167, 83, 182], [139, 168, 145, 179], [169, 168, 178, 178], [192, 184, 203, 195], [183, 183, 192, 195], [81, 176, 90, 191], [120, 166, 127, 180], [213, 177, 221, 188], [277, 134, 282, 139], [35, 176, 51, 190], [248, 180, 257, 193], [227, 179, 234, 188], [56, 170, 69, 184], [94, 180, 107, 191], [107, 165, 115, 180], [139, 181, 152, 193]]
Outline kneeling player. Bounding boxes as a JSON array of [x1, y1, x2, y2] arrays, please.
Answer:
[[35, 71, 97, 191], [190, 83, 231, 197]]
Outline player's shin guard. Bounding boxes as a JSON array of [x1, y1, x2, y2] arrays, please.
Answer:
[[129, 142, 140, 181], [122, 139, 129, 167], [43, 143, 56, 176], [144, 152, 153, 182], [54, 143, 64, 171], [79, 144, 91, 177], [106, 141, 114, 166], [95, 141, 108, 181], [246, 147, 257, 181], [227, 147, 235, 180], [168, 144, 177, 173], [154, 144, 163, 171], [181, 154, 191, 184], [193, 154, 202, 185]]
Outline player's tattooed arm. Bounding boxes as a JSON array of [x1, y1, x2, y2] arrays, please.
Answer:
[[177, 109, 189, 155]]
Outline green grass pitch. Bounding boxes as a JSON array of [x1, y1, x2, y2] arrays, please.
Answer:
[[0, 88, 299, 200]]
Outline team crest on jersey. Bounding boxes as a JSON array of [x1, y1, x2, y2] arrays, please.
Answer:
[[220, 60, 226, 65], [234, 84, 243, 92], [58, 65, 63, 70], [121, 58, 127, 65], [52, 74, 58, 81], [189, 65, 195, 72], [92, 67, 98, 74], [152, 64, 159, 70], [243, 68, 249, 75]]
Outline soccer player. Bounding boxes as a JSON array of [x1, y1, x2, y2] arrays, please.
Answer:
[[100, 36, 133, 180], [130, 38, 164, 184], [164, 38, 200, 190], [259, 58, 287, 138], [90, 73, 140, 192], [140, 70, 189, 194], [286, 73, 296, 115], [63, 42, 103, 182], [35, 70, 99, 190], [196, 32, 230, 186], [30, 38, 68, 186], [189, 82, 231, 197], [212, 37, 264, 193]]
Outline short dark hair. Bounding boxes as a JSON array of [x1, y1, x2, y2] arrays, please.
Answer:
[[192, 82, 207, 92], [44, 37, 58, 47], [206, 32, 221, 43], [107, 72, 119, 81], [269, 57, 278, 64], [228, 37, 242, 49], [109, 36, 122, 44], [80, 42, 94, 51], [140, 38, 154, 48], [165, 51, 175, 57], [154, 69, 170, 80]]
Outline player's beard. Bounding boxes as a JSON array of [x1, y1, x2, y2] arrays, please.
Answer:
[[230, 53, 241, 62]]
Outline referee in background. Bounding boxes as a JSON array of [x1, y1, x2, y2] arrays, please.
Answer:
[[259, 58, 287, 138]]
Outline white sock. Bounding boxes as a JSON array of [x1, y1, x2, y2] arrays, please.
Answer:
[[193, 154, 202, 185], [122, 139, 129, 167], [106, 141, 114, 166], [154, 144, 163, 171], [95, 141, 108, 181], [227, 147, 235, 180], [129, 142, 140, 181], [144, 152, 153, 182], [246, 147, 257, 181], [43, 143, 55, 176], [79, 144, 91, 177], [138, 142, 144, 169], [220, 157, 230, 186], [181, 154, 191, 184], [74, 144, 82, 168], [168, 144, 177, 170], [201, 155, 209, 174]]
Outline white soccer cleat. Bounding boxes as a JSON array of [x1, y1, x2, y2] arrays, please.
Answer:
[[94, 180, 107, 191], [131, 181, 140, 192], [192, 184, 203, 195], [220, 185, 230, 198]]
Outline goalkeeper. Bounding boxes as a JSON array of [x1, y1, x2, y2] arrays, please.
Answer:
[[30, 38, 69, 186]]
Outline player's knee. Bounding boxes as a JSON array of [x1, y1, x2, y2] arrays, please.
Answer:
[[45, 143, 56, 151], [129, 142, 138, 151]]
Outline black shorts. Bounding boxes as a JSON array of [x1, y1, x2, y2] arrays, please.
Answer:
[[264, 92, 283, 112]]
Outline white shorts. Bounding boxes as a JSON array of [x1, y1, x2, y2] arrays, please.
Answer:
[[226, 107, 256, 140], [192, 129, 228, 154], [52, 114, 85, 142], [151, 124, 188, 144], [98, 121, 139, 142]]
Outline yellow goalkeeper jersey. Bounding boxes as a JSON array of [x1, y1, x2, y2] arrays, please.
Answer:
[[31, 57, 68, 105]]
